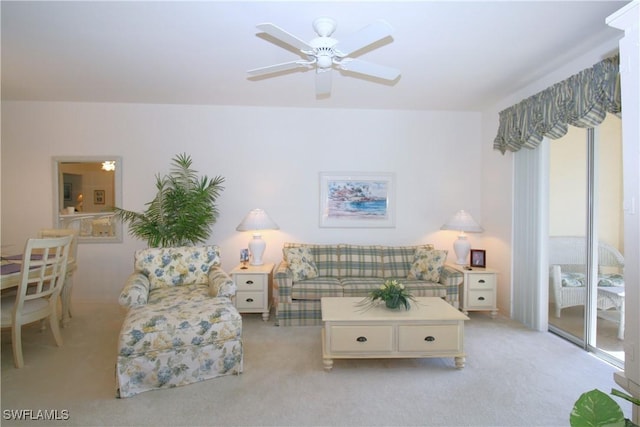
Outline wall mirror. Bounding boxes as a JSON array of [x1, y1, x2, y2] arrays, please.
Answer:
[[52, 156, 123, 243]]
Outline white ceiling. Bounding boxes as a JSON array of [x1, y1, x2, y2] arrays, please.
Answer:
[[1, 1, 629, 111]]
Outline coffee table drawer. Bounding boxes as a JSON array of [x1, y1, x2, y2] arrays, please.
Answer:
[[398, 325, 460, 352], [329, 325, 393, 352]]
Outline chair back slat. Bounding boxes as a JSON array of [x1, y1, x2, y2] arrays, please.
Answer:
[[38, 228, 78, 262], [16, 236, 72, 307]]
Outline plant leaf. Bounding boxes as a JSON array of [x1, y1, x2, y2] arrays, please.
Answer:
[[570, 389, 625, 427], [114, 153, 225, 247]]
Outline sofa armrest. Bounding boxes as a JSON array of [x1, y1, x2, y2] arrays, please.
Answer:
[[439, 266, 463, 307], [208, 266, 237, 298], [119, 272, 150, 308], [274, 261, 293, 304]]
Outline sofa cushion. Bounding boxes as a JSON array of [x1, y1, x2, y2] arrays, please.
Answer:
[[407, 248, 448, 282], [290, 277, 343, 300], [382, 244, 434, 278], [284, 243, 339, 277], [283, 246, 319, 281], [338, 244, 383, 278], [401, 279, 447, 298], [118, 284, 241, 357], [341, 277, 385, 297], [135, 246, 221, 290]]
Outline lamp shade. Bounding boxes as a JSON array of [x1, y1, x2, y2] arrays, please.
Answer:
[[440, 210, 483, 233], [441, 210, 483, 265], [236, 209, 279, 232], [236, 209, 279, 266]]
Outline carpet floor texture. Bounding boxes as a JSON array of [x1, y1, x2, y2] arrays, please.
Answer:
[[1, 301, 631, 426]]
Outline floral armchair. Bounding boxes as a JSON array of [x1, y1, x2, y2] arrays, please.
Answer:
[[116, 246, 243, 398]]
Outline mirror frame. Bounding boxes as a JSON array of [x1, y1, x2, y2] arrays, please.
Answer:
[[52, 156, 123, 243]]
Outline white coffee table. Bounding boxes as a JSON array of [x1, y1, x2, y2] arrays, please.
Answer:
[[321, 297, 469, 371]]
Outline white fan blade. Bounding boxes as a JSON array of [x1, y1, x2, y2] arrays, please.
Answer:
[[315, 69, 332, 95], [247, 61, 310, 76], [256, 23, 314, 52], [333, 20, 394, 57], [338, 58, 400, 81]]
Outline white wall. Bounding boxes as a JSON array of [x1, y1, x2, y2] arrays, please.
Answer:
[[1, 101, 482, 302]]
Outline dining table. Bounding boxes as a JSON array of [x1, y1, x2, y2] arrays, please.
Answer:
[[1, 253, 76, 327]]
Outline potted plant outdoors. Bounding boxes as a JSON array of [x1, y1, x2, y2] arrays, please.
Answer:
[[115, 153, 225, 247]]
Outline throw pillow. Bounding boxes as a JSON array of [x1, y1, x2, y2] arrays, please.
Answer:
[[407, 248, 448, 282], [561, 272, 585, 287], [284, 247, 319, 281]]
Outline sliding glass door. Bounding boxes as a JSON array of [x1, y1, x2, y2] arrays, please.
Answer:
[[548, 113, 624, 366]]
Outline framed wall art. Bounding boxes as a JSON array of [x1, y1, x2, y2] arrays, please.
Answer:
[[94, 189, 105, 205], [319, 172, 395, 228], [470, 249, 486, 268]]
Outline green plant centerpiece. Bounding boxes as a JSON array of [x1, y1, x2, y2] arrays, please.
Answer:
[[360, 279, 416, 310], [115, 153, 225, 247]]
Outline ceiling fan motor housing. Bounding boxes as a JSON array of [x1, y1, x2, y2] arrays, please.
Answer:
[[310, 37, 339, 69]]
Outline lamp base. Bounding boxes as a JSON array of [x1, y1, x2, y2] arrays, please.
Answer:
[[453, 235, 471, 265], [248, 234, 266, 266]]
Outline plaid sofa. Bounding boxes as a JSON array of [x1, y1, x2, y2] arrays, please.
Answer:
[[274, 243, 463, 326]]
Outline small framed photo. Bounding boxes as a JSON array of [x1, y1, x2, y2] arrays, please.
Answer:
[[240, 249, 249, 268], [94, 189, 105, 205], [470, 249, 486, 268]]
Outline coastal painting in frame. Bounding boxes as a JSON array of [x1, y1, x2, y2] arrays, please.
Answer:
[[320, 172, 395, 228]]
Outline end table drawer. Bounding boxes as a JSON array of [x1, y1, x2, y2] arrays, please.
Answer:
[[235, 274, 266, 291], [329, 326, 393, 352], [398, 325, 460, 352], [467, 290, 495, 308], [468, 274, 495, 290], [236, 291, 264, 309]]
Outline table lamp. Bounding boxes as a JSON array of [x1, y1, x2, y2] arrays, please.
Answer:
[[236, 208, 279, 266], [441, 210, 483, 265]]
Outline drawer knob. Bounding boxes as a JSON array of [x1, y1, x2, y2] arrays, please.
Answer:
[[246, 298, 254, 303], [245, 280, 254, 285], [478, 296, 485, 301], [356, 336, 368, 343], [424, 336, 435, 342], [478, 279, 486, 283]]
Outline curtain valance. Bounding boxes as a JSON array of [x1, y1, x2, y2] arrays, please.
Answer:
[[493, 55, 621, 154]]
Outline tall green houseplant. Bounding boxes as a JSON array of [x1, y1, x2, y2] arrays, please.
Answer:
[[115, 153, 225, 247]]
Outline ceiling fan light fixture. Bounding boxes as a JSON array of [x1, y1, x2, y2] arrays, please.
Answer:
[[316, 52, 333, 69]]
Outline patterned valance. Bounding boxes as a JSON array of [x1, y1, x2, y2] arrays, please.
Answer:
[[493, 55, 621, 154]]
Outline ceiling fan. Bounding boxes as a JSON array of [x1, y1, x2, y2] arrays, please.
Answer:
[[247, 17, 401, 96]]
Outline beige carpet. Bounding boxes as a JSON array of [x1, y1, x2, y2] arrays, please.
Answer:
[[1, 301, 632, 427]]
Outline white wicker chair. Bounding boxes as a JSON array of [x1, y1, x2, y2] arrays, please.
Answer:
[[549, 236, 625, 338]]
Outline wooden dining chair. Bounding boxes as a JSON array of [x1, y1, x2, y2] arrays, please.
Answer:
[[0, 235, 72, 368], [38, 228, 78, 325]]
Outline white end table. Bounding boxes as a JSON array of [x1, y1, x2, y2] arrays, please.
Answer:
[[448, 264, 499, 318], [231, 263, 274, 321]]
